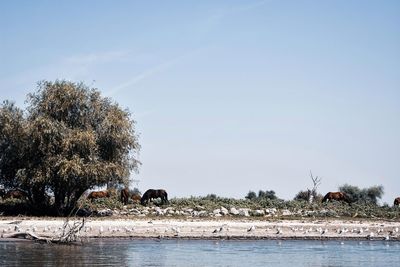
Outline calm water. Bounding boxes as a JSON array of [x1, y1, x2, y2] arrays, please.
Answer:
[[1, 239, 399, 266]]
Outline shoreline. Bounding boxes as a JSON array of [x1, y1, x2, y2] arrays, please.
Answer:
[[1, 217, 400, 241]]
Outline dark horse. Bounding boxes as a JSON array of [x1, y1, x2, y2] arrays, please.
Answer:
[[87, 190, 110, 201], [322, 192, 351, 204], [141, 189, 168, 205], [394, 197, 400, 207], [120, 188, 130, 205]]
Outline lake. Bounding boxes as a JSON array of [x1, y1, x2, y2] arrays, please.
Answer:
[[1, 239, 399, 266]]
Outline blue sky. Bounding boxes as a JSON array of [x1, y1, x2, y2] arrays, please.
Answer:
[[1, 0, 399, 203]]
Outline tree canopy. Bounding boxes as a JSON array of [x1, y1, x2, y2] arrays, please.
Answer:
[[0, 80, 140, 215]]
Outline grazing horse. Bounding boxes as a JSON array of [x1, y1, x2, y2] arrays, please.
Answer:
[[131, 193, 141, 203], [322, 192, 350, 204], [87, 190, 110, 201], [120, 188, 130, 205], [394, 197, 400, 207], [141, 189, 168, 205], [3, 189, 28, 200]]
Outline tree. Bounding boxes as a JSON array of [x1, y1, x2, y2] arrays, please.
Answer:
[[338, 184, 384, 205], [0, 80, 140, 215]]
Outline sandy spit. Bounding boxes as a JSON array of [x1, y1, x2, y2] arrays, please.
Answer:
[[1, 217, 400, 241]]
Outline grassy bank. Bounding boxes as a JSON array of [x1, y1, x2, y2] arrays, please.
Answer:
[[1, 195, 399, 220]]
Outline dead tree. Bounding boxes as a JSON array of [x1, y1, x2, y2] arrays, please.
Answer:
[[308, 170, 322, 204]]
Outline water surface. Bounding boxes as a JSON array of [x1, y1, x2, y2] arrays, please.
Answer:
[[1, 239, 399, 266]]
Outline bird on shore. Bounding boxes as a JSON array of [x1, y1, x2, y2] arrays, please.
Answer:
[[247, 225, 256, 232], [276, 228, 282, 235], [212, 227, 222, 234], [367, 232, 374, 239], [171, 226, 180, 236]]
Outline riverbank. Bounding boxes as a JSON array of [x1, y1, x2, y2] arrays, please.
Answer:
[[1, 217, 400, 241]]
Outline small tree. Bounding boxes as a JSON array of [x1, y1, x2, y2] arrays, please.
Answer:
[[307, 171, 322, 204]]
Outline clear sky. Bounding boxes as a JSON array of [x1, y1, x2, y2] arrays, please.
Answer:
[[1, 0, 399, 204]]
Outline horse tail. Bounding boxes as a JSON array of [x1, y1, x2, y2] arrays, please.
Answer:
[[322, 193, 330, 203], [164, 191, 169, 204]]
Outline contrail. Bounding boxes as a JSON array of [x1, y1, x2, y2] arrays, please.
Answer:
[[105, 47, 205, 97]]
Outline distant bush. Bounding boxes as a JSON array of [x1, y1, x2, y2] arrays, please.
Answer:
[[294, 190, 309, 201], [339, 184, 384, 205], [245, 190, 278, 201], [294, 190, 323, 202]]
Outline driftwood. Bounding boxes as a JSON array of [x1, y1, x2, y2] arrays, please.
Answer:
[[3, 218, 85, 244], [4, 232, 54, 243]]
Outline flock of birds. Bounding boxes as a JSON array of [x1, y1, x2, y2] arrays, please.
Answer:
[[1, 220, 399, 240]]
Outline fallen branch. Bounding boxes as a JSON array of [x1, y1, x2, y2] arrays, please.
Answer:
[[2, 218, 85, 244]]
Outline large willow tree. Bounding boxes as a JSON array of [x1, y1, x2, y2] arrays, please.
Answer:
[[0, 80, 140, 215]]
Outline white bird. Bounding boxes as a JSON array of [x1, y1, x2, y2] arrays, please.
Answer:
[[171, 226, 180, 234], [367, 232, 374, 239], [358, 228, 363, 234], [276, 228, 282, 234], [394, 227, 399, 233], [99, 226, 104, 234], [321, 229, 328, 235]]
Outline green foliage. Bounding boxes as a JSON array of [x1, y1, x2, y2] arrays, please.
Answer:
[[294, 190, 323, 202], [0, 80, 140, 215], [339, 184, 384, 205], [245, 191, 257, 200], [294, 190, 309, 201]]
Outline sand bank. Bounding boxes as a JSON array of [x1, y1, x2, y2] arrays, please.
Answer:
[[1, 217, 400, 241]]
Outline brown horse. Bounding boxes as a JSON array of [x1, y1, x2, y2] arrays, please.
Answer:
[[131, 193, 141, 203], [394, 197, 400, 207], [4, 189, 28, 200], [141, 189, 168, 205], [120, 188, 130, 205], [87, 190, 110, 201], [322, 192, 351, 204], [0, 188, 5, 199]]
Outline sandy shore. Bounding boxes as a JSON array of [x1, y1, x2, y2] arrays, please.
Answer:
[[1, 217, 400, 241]]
